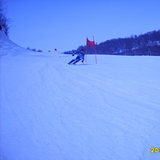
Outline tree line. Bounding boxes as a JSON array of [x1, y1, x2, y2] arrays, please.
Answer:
[[64, 30, 160, 56]]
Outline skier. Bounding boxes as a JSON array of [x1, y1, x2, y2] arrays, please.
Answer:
[[68, 49, 85, 65]]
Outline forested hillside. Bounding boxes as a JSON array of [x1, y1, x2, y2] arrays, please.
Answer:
[[65, 30, 160, 55]]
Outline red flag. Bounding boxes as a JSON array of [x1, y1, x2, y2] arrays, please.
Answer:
[[86, 38, 95, 47], [86, 36, 97, 64], [55, 48, 57, 51]]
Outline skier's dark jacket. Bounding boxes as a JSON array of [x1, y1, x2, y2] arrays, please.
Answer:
[[73, 50, 85, 61]]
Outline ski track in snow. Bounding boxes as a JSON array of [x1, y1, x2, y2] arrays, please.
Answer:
[[0, 51, 160, 160]]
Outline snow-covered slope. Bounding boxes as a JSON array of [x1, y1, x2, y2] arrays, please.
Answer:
[[0, 30, 41, 57], [0, 33, 160, 160]]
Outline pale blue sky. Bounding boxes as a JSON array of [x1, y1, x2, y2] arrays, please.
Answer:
[[4, 0, 160, 52]]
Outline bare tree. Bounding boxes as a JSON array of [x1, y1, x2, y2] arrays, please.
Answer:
[[0, 0, 9, 36]]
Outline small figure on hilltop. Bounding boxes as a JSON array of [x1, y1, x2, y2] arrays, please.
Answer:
[[68, 49, 85, 65]]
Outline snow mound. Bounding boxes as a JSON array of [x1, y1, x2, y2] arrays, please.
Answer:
[[0, 30, 40, 57]]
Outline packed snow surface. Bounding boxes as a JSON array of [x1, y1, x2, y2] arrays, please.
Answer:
[[0, 31, 160, 160]]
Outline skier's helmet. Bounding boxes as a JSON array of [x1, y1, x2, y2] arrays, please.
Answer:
[[80, 49, 84, 53]]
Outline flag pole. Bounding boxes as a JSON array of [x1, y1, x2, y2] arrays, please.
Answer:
[[93, 36, 97, 64], [85, 37, 88, 62]]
